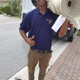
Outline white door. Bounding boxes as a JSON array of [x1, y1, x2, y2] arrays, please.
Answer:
[[22, 0, 33, 13]]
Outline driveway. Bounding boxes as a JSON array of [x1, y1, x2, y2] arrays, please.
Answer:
[[0, 14, 21, 23]]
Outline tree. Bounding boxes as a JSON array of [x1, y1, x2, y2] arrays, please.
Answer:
[[10, 0, 14, 15], [6, 0, 22, 16], [18, 0, 21, 15]]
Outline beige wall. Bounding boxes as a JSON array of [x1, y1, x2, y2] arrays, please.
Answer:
[[0, 0, 7, 7], [0, 0, 22, 7], [0, 0, 6, 1]]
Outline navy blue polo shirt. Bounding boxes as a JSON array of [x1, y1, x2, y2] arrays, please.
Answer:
[[20, 7, 58, 50]]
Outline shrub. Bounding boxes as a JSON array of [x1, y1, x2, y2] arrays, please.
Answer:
[[0, 6, 5, 13], [0, 11, 3, 14], [4, 6, 11, 15], [0, 7, 2, 11], [77, 31, 80, 36], [2, 7, 5, 12]]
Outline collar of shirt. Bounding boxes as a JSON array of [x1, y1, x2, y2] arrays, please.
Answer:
[[35, 7, 52, 15]]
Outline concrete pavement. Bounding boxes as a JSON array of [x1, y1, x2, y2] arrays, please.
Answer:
[[44, 36, 80, 80], [0, 14, 21, 24], [0, 14, 25, 80], [1, 14, 80, 80], [8, 38, 70, 80]]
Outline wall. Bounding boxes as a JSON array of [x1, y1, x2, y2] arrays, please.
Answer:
[[22, 0, 33, 13], [0, 1, 7, 7]]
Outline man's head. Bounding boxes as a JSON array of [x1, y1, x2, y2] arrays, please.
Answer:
[[36, 0, 47, 6], [31, 0, 37, 7]]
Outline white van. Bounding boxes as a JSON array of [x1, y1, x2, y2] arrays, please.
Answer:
[[21, 0, 33, 20]]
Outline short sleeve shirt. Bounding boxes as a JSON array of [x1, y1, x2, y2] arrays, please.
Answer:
[[20, 7, 59, 50]]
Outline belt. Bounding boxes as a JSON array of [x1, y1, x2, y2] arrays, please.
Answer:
[[30, 48, 52, 53]]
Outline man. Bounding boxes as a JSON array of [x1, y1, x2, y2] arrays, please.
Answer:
[[31, 0, 37, 7], [31, 0, 37, 10], [19, 0, 59, 80]]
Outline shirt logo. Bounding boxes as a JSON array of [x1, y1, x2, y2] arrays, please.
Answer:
[[46, 19, 53, 24]]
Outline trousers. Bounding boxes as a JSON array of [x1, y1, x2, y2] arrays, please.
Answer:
[[27, 49, 51, 80]]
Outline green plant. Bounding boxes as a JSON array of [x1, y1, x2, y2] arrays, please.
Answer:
[[13, 2, 19, 14], [0, 7, 2, 11], [7, 0, 10, 6], [4, 6, 11, 15], [0, 11, 3, 14], [0, 6, 5, 13], [77, 31, 80, 36], [3, 0, 22, 16], [2, 7, 5, 12], [0, 7, 4, 10]]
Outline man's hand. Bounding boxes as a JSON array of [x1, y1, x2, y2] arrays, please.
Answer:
[[19, 30, 35, 47], [26, 35, 35, 46]]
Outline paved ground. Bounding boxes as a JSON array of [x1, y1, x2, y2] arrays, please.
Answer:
[[0, 14, 21, 23], [0, 14, 65, 80], [0, 14, 28, 80], [1, 14, 80, 80], [44, 36, 80, 80], [8, 37, 70, 80]]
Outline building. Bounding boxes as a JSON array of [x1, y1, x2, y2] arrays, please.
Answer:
[[0, 0, 7, 7], [0, 0, 22, 7]]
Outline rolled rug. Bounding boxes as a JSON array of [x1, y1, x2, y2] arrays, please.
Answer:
[[47, 0, 80, 29]]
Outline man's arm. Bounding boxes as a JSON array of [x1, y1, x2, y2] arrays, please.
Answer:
[[58, 19, 68, 37], [19, 30, 35, 46]]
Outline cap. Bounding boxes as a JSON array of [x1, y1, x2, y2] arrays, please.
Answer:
[[31, 0, 36, 3]]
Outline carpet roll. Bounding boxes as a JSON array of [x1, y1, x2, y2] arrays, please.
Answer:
[[47, 0, 80, 29]]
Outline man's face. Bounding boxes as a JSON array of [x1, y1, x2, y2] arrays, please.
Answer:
[[36, 0, 47, 6], [33, 2, 37, 7]]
